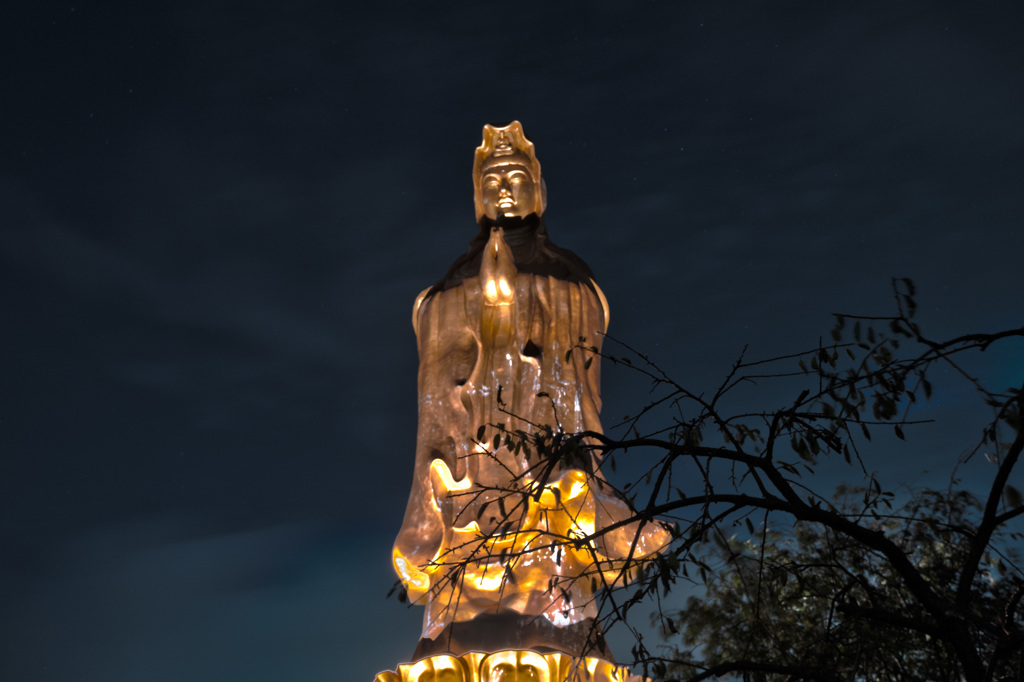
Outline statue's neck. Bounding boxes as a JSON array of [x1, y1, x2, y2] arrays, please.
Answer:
[[479, 214, 544, 247]]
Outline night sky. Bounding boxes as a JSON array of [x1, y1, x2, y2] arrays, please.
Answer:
[[3, 2, 1023, 681]]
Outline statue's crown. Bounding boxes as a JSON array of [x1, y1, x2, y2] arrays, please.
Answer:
[[492, 130, 515, 157], [473, 121, 546, 221]]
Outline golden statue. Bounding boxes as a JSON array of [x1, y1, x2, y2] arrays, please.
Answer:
[[384, 122, 669, 681]]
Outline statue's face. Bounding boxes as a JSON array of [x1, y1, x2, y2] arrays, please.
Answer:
[[480, 164, 537, 220]]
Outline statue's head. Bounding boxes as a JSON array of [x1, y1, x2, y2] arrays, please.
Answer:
[[473, 121, 547, 223]]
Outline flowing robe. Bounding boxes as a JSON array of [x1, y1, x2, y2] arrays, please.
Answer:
[[393, 227, 667, 641]]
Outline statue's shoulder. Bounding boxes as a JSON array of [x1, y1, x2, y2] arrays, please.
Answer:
[[415, 223, 603, 313], [411, 287, 431, 337]]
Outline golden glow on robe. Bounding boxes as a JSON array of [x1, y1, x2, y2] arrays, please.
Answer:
[[394, 459, 669, 634]]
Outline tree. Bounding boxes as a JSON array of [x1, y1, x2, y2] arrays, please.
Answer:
[[566, 279, 1024, 682], [665, 487, 1022, 682], [406, 279, 1024, 681]]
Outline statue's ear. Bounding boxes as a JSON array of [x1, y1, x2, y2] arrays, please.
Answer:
[[539, 177, 548, 215]]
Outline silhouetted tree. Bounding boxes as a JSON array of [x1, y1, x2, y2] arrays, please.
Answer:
[[662, 486, 1021, 681], [566, 279, 1024, 682]]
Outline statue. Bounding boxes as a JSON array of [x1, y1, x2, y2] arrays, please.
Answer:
[[388, 122, 670, 674]]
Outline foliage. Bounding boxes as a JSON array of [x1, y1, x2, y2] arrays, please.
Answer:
[[667, 487, 1022, 682], [492, 279, 1024, 682]]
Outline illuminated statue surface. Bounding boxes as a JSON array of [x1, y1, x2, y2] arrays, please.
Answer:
[[387, 122, 668, 676]]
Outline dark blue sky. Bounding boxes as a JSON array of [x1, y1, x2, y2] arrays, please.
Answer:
[[2, 2, 1022, 680]]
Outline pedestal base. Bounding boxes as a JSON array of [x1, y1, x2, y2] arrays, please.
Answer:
[[375, 650, 644, 682]]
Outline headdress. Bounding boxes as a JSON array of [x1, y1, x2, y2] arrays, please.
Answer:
[[473, 121, 546, 222]]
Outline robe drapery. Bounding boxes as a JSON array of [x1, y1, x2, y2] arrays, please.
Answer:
[[392, 225, 668, 642]]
